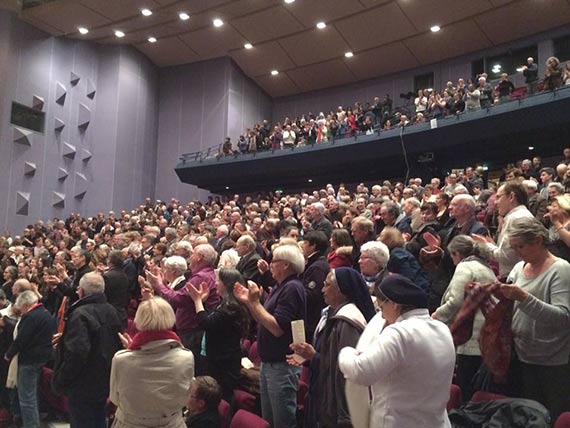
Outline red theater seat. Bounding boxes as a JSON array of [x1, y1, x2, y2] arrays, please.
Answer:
[[230, 410, 269, 428]]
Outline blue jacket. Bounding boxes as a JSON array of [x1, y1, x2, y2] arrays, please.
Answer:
[[388, 247, 430, 291]]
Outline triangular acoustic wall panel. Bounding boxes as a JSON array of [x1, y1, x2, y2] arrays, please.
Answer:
[[16, 191, 30, 216], [52, 191, 65, 208], [55, 82, 66, 105], [74, 172, 88, 199], [32, 95, 44, 110], [81, 149, 92, 162], [78, 103, 90, 130], [13, 126, 32, 146], [70, 71, 80, 86], [58, 167, 68, 181], [86, 79, 96, 99], [24, 162, 36, 176], [54, 118, 65, 133], [62, 142, 76, 159]]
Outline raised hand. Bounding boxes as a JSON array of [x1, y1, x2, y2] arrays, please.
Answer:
[[233, 282, 250, 304], [186, 282, 209, 302], [257, 259, 269, 274], [423, 231, 441, 250], [118, 332, 133, 349], [471, 233, 493, 244]]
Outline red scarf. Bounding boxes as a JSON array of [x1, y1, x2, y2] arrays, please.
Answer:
[[128, 330, 181, 350]]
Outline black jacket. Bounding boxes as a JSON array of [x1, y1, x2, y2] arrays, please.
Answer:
[[302, 252, 330, 341], [53, 293, 122, 400], [236, 251, 262, 284], [103, 267, 130, 328], [6, 304, 56, 365]]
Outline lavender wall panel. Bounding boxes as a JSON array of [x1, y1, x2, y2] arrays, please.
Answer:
[[0, 11, 159, 233]]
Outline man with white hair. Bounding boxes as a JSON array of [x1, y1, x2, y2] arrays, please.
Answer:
[[5, 291, 56, 428], [522, 56, 539, 95], [53, 272, 122, 428], [523, 179, 548, 224], [309, 202, 332, 240], [422, 194, 488, 311], [148, 245, 221, 375], [478, 76, 493, 108], [214, 225, 230, 254], [235, 235, 262, 283]]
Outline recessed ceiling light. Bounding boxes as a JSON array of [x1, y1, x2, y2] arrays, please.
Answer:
[[179, 12, 190, 20], [308, 179, 313, 183], [316, 22, 326, 29], [493, 64, 501, 69], [148, 37, 157, 43], [430, 25, 441, 33], [271, 70, 279, 76], [213, 18, 224, 27], [78, 27, 89, 35], [284, 0, 295, 3], [244, 43, 253, 49], [115, 30, 125, 38], [141, 8, 152, 16], [225, 186, 230, 190], [344, 51, 354, 58], [528, 146, 535, 150]]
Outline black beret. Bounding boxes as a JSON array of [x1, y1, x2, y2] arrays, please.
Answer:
[[379, 273, 428, 309]]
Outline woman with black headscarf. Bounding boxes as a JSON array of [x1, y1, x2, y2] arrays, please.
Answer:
[[288, 267, 375, 428]]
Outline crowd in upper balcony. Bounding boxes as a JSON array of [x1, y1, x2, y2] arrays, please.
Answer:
[[218, 56, 570, 157]]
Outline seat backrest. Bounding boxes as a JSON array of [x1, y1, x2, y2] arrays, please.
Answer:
[[471, 391, 507, 403], [218, 399, 231, 428], [233, 389, 256, 413], [447, 384, 463, 411], [554, 412, 570, 428], [230, 410, 269, 428], [248, 341, 261, 367]]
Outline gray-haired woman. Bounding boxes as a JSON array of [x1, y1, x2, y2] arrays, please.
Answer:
[[433, 235, 496, 400], [500, 216, 570, 420]]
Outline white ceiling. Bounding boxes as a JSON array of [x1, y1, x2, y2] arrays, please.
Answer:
[[18, 0, 570, 97]]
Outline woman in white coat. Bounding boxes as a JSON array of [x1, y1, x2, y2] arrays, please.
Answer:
[[110, 297, 194, 428], [339, 274, 455, 428]]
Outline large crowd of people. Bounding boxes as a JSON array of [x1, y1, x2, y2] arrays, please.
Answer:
[[217, 57, 570, 157], [1, 146, 570, 427]]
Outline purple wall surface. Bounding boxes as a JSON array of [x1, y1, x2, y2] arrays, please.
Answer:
[[0, 11, 159, 233], [155, 58, 272, 201], [272, 28, 559, 122]]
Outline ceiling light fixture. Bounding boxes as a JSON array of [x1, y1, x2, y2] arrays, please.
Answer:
[[141, 8, 152, 16], [115, 30, 125, 38], [271, 70, 279, 76], [316, 21, 326, 29], [528, 146, 535, 151], [284, 0, 295, 3], [430, 25, 441, 32], [308, 179, 313, 183], [244, 43, 253, 49], [78, 27, 89, 35], [344, 51, 354, 58], [148, 37, 157, 43], [179, 12, 190, 20], [213, 18, 224, 27]]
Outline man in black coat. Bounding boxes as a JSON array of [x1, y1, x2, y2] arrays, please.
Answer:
[[103, 250, 130, 330], [235, 235, 261, 283], [301, 231, 331, 341], [5, 290, 56, 428], [55, 248, 92, 305], [53, 272, 122, 428]]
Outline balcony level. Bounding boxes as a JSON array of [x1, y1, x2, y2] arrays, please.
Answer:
[[176, 87, 570, 194]]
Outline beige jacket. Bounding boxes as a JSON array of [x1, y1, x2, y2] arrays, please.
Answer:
[[110, 339, 194, 428]]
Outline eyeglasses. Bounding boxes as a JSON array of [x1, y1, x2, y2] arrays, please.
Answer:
[[270, 259, 286, 264]]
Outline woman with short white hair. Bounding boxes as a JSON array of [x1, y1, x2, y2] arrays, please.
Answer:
[[359, 241, 390, 298], [110, 297, 194, 428]]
